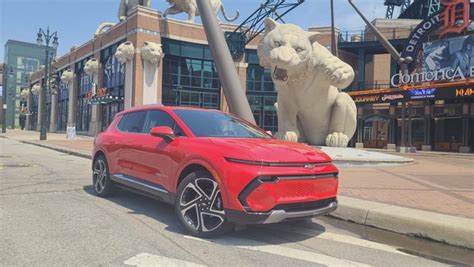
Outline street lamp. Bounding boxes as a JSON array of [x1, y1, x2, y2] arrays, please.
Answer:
[[36, 26, 58, 141], [2, 66, 14, 133]]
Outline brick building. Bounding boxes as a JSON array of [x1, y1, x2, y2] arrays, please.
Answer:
[[27, 5, 353, 137]]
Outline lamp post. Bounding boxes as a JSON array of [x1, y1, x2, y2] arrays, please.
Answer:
[[2, 66, 14, 133], [36, 27, 58, 140]]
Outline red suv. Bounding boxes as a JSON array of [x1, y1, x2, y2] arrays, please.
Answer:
[[92, 105, 338, 237]]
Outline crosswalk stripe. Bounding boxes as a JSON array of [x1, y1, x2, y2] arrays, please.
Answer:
[[124, 252, 206, 267], [268, 225, 415, 257], [184, 235, 371, 266]]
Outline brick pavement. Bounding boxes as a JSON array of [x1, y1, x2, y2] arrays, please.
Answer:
[[2, 130, 473, 219]]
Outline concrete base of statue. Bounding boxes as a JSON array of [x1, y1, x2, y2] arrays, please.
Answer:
[[397, 146, 417, 153], [315, 146, 414, 167]]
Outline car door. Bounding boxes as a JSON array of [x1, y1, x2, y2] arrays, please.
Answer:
[[138, 109, 185, 190], [115, 110, 147, 179]]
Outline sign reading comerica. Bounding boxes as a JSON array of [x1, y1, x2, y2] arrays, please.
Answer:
[[391, 66, 474, 87]]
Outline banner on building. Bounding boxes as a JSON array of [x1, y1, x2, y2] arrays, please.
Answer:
[[423, 34, 474, 76]]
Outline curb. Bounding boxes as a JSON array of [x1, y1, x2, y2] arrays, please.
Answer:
[[330, 196, 474, 249], [19, 140, 92, 160]]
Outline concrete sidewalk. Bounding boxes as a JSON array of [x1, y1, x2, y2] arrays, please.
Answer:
[[1, 130, 473, 248]]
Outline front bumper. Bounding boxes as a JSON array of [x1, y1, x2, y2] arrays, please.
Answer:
[[220, 161, 339, 212], [225, 197, 337, 224]]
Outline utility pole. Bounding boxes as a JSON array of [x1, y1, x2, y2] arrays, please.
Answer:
[[196, 0, 255, 124]]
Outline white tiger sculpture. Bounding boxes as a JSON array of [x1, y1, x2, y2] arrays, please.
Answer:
[[84, 58, 99, 75], [163, 0, 239, 23], [141, 41, 164, 64], [118, 0, 152, 21], [257, 18, 357, 147], [115, 41, 136, 63]]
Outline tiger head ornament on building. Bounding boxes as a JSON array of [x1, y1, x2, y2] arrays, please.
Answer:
[[115, 41, 136, 63], [60, 69, 74, 85], [257, 18, 356, 147], [84, 58, 100, 75], [140, 41, 164, 64]]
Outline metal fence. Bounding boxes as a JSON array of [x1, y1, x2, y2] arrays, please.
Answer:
[[339, 27, 414, 43]]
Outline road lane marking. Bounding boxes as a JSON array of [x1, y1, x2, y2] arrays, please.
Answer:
[[184, 235, 371, 266], [124, 252, 206, 267], [268, 225, 415, 257]]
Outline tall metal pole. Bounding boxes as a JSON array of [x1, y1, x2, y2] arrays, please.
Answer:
[[330, 0, 338, 57], [2, 64, 7, 133], [196, 0, 255, 124], [39, 45, 49, 140]]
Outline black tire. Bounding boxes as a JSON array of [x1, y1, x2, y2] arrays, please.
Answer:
[[175, 170, 233, 237], [92, 154, 116, 197]]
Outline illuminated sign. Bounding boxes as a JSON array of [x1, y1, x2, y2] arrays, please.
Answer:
[[456, 88, 474, 97], [381, 94, 404, 101], [408, 88, 437, 99], [354, 95, 380, 103], [85, 88, 108, 100]]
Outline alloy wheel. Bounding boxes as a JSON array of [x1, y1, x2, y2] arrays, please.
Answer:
[[179, 178, 225, 232], [93, 159, 107, 194]]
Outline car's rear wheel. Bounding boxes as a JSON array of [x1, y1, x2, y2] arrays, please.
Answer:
[[92, 155, 116, 197], [175, 170, 232, 237]]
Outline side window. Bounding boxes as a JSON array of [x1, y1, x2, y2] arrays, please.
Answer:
[[143, 110, 185, 136], [117, 111, 147, 133]]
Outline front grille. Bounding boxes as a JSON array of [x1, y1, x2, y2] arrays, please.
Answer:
[[273, 197, 337, 212]]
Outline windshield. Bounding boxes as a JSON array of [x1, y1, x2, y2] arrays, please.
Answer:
[[174, 109, 271, 139]]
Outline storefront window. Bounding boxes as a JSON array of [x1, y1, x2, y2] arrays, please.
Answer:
[[362, 115, 390, 148], [30, 95, 38, 130], [162, 38, 220, 109], [101, 41, 125, 130], [245, 50, 278, 133], [45, 92, 51, 130], [57, 70, 69, 131], [76, 58, 92, 132]]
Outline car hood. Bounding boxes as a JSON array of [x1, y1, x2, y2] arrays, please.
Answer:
[[207, 138, 332, 163]]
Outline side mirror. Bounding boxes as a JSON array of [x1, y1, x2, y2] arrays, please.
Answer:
[[150, 126, 175, 142]]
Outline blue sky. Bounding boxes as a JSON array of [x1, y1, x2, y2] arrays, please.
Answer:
[[1, 0, 389, 60]]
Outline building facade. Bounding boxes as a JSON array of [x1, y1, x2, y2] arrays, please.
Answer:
[[4, 40, 55, 129], [339, 16, 474, 153], [28, 6, 343, 137]]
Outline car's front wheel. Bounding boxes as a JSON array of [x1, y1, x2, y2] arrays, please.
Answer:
[[92, 154, 116, 197], [175, 170, 232, 237]]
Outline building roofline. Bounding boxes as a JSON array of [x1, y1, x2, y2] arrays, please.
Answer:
[[4, 39, 54, 50]]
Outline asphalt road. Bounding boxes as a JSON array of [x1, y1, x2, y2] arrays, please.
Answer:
[[1, 138, 472, 266]]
